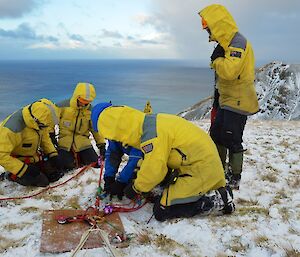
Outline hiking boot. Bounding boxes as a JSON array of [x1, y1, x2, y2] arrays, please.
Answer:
[[217, 186, 235, 214], [15, 173, 49, 187], [229, 174, 241, 190], [196, 186, 235, 215]]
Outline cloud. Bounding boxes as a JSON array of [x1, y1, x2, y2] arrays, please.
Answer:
[[69, 34, 85, 42], [0, 23, 58, 42], [135, 14, 168, 32], [149, 0, 300, 62], [0, 0, 41, 18], [101, 29, 123, 39]]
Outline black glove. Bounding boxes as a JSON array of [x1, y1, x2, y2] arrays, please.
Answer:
[[210, 44, 225, 62], [97, 143, 106, 160], [213, 88, 220, 108], [49, 132, 58, 148], [46, 171, 64, 183], [110, 181, 127, 200], [124, 182, 139, 200], [22, 164, 40, 179], [104, 176, 115, 193], [49, 155, 64, 170]]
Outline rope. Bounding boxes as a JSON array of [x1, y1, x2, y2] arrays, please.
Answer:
[[0, 162, 96, 201]]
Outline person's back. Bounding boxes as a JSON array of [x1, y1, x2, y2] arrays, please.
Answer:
[[0, 100, 62, 186]]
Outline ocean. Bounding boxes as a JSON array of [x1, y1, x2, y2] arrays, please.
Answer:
[[0, 60, 214, 120]]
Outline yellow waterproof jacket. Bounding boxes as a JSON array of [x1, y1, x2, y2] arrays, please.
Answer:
[[0, 101, 58, 177], [97, 105, 225, 206], [57, 83, 104, 152], [200, 4, 259, 115]]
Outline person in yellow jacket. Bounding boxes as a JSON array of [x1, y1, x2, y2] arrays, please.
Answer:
[[199, 4, 259, 189], [0, 100, 63, 187], [143, 100, 153, 114], [56, 82, 106, 170], [91, 103, 235, 221]]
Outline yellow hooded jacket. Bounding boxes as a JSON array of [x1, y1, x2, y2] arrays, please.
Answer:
[[200, 4, 259, 115], [0, 100, 58, 177], [97, 105, 225, 206], [57, 83, 105, 152]]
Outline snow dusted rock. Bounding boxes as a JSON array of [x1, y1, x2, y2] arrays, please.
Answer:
[[179, 61, 300, 121]]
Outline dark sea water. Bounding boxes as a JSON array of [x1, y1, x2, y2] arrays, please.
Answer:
[[0, 60, 214, 120]]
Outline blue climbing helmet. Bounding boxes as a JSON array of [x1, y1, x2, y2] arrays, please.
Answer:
[[91, 102, 112, 132]]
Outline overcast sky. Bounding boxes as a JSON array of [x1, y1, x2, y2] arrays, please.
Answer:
[[0, 0, 299, 65]]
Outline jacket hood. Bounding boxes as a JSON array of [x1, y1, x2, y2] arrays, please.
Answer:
[[22, 100, 57, 130], [97, 106, 145, 149], [199, 4, 238, 49], [91, 102, 112, 131], [70, 82, 96, 109]]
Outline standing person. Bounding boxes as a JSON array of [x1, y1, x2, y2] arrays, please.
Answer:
[[143, 100, 153, 114], [56, 82, 106, 170], [91, 103, 235, 222], [199, 4, 259, 189], [103, 140, 143, 200], [0, 100, 63, 187]]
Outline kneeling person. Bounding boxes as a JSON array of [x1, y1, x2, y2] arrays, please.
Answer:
[[0, 100, 63, 187], [91, 103, 235, 221]]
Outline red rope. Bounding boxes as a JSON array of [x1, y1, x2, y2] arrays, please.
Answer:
[[0, 162, 96, 201]]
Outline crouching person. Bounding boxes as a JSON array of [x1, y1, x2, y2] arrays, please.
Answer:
[[56, 82, 106, 170], [91, 103, 235, 222], [0, 100, 64, 187], [104, 140, 143, 199]]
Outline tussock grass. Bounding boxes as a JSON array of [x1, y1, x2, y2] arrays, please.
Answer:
[[275, 189, 289, 200], [254, 235, 269, 246], [261, 173, 278, 183], [284, 247, 300, 257], [21, 206, 40, 213], [236, 198, 259, 206], [67, 196, 81, 209], [137, 231, 152, 245], [279, 207, 290, 222], [0, 235, 26, 253], [286, 176, 300, 188], [237, 206, 269, 216], [154, 234, 193, 256], [227, 238, 247, 253]]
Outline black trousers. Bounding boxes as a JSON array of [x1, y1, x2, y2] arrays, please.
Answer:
[[58, 147, 99, 170], [153, 196, 214, 221], [13, 160, 58, 187], [210, 108, 247, 153]]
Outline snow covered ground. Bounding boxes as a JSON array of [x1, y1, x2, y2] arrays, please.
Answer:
[[0, 120, 299, 257]]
